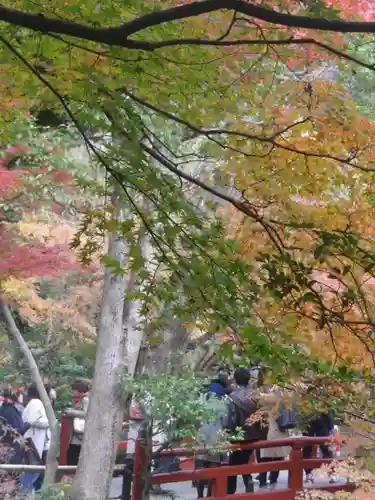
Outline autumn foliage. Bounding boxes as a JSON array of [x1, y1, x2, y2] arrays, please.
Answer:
[[0, 135, 76, 278], [0, 119, 104, 341], [0, 233, 75, 281]]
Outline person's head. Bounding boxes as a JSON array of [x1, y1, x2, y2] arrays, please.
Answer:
[[72, 378, 90, 394], [2, 388, 17, 404], [27, 383, 40, 401], [16, 387, 24, 405], [234, 367, 251, 388], [45, 384, 56, 408], [211, 372, 226, 386], [217, 372, 229, 388]]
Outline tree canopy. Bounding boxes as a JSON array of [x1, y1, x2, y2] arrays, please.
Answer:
[[1, 0, 375, 497]]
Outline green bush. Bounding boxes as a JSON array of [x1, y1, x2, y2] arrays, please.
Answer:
[[36, 484, 70, 499]]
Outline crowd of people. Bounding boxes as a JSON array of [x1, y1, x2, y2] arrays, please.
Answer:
[[0, 378, 90, 496], [195, 367, 335, 496], [0, 383, 54, 495]]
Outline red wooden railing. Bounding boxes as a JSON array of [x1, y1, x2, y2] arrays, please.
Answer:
[[132, 437, 355, 500]]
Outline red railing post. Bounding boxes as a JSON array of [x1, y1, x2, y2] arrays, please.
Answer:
[[132, 422, 152, 500], [132, 436, 145, 500], [59, 412, 72, 465], [212, 474, 227, 497], [288, 442, 304, 493]]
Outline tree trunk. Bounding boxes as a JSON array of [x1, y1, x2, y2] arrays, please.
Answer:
[[70, 200, 130, 500], [44, 422, 60, 485], [123, 234, 151, 378], [0, 291, 58, 485]]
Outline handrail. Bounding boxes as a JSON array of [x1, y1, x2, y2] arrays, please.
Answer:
[[0, 464, 126, 473], [151, 458, 337, 483], [154, 436, 337, 457]]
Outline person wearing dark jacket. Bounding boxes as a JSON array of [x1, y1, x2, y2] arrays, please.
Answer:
[[195, 374, 231, 497], [206, 373, 231, 398], [303, 413, 334, 482], [0, 389, 29, 465], [225, 368, 262, 494]]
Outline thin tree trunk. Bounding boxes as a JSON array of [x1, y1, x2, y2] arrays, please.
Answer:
[[0, 290, 58, 485], [70, 199, 130, 500], [44, 422, 60, 485], [123, 234, 151, 378]]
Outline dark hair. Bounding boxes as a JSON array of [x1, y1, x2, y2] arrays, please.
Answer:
[[27, 383, 40, 400], [72, 378, 90, 393], [234, 368, 250, 387], [217, 373, 229, 387], [2, 388, 17, 402]]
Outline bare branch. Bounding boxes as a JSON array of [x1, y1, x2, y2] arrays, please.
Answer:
[[30, 339, 61, 359], [216, 11, 237, 41]]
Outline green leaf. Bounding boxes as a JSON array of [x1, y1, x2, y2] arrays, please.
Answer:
[[100, 255, 124, 276]]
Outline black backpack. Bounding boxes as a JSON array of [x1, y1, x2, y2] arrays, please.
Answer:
[[228, 395, 267, 442], [276, 400, 298, 432]]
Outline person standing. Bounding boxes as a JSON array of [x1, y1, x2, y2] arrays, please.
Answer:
[[257, 387, 291, 489], [45, 384, 56, 410], [206, 373, 231, 397], [0, 389, 29, 497], [20, 383, 49, 494], [15, 388, 25, 413], [67, 379, 90, 465], [33, 383, 54, 492], [0, 389, 29, 464], [225, 368, 263, 494], [195, 374, 231, 498], [303, 413, 334, 482]]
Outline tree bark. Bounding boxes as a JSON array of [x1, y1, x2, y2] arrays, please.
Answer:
[[44, 422, 60, 486], [0, 290, 58, 485], [123, 234, 151, 378], [70, 200, 130, 500]]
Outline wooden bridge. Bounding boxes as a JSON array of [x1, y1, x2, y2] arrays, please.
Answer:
[[132, 436, 354, 500]]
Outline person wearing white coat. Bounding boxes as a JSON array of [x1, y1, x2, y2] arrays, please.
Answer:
[[20, 384, 49, 494], [257, 387, 291, 489]]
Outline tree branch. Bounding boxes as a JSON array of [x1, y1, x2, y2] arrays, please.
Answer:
[[45, 31, 375, 74], [3, 1, 375, 53], [30, 340, 61, 359], [119, 0, 375, 36], [123, 88, 374, 172]]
